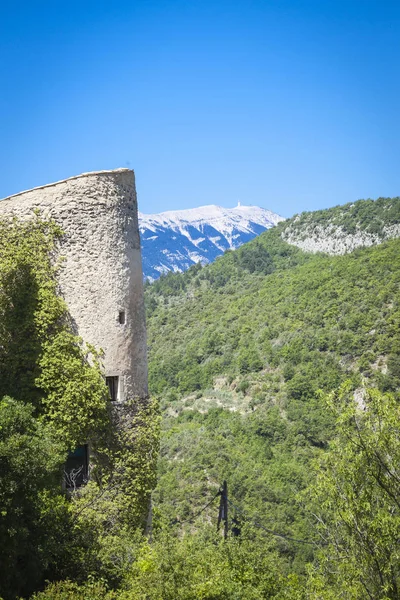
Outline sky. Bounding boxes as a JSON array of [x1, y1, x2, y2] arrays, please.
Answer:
[[0, 0, 399, 218]]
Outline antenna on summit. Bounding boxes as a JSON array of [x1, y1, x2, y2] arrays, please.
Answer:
[[237, 201, 241, 207]]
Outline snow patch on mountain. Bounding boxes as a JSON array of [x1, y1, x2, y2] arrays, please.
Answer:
[[139, 204, 284, 281]]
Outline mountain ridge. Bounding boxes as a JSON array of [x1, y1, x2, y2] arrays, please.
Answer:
[[139, 197, 400, 280], [281, 196, 400, 254], [139, 203, 284, 280]]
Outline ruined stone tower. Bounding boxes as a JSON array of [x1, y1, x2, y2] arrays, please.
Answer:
[[0, 169, 148, 403]]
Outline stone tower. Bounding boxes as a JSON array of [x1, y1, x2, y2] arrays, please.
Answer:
[[0, 169, 148, 403]]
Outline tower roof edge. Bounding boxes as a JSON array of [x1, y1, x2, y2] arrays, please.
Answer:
[[1, 168, 134, 202]]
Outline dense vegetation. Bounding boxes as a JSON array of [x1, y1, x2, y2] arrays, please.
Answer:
[[2, 197, 400, 599], [283, 196, 400, 238], [143, 200, 400, 598], [307, 385, 400, 598], [146, 232, 399, 400], [0, 216, 158, 600]]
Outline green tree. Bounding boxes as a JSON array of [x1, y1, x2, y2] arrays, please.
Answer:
[[0, 397, 68, 600], [0, 215, 109, 449], [308, 385, 400, 599], [0, 216, 160, 596], [121, 527, 301, 600]]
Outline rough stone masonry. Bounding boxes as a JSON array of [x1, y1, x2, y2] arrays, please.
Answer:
[[0, 169, 148, 403]]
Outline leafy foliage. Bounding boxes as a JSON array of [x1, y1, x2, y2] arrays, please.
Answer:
[[37, 334, 109, 449], [307, 386, 400, 599], [65, 398, 161, 587], [285, 196, 400, 237], [0, 397, 68, 599], [0, 215, 159, 599], [144, 201, 400, 585], [32, 528, 305, 600], [121, 528, 300, 600], [154, 406, 318, 573], [2, 197, 400, 599], [0, 215, 109, 449], [147, 236, 399, 402]]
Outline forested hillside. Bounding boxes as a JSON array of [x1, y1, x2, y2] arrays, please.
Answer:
[[286, 196, 400, 238], [281, 196, 400, 254], [3, 199, 400, 599], [144, 198, 400, 598], [146, 217, 400, 403]]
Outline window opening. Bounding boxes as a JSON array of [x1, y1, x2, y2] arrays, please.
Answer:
[[106, 376, 119, 402], [64, 445, 89, 491], [118, 311, 126, 324]]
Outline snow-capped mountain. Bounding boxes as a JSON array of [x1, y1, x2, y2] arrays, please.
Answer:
[[139, 204, 284, 281]]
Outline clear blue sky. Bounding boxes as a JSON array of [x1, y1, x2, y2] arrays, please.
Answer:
[[1, 0, 399, 217]]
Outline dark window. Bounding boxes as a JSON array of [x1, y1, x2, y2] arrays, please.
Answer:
[[118, 311, 126, 324], [64, 445, 89, 490], [106, 376, 119, 402]]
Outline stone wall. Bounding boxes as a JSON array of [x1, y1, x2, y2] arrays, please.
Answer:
[[0, 169, 148, 401]]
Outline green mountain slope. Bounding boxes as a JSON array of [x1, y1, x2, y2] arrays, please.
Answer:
[[284, 196, 400, 238], [147, 239, 399, 401], [145, 199, 400, 572], [281, 196, 400, 254]]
